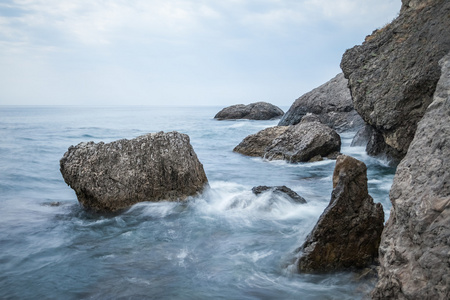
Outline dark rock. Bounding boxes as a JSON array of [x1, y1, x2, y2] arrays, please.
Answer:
[[278, 73, 364, 132], [252, 185, 307, 204], [60, 131, 208, 212], [296, 155, 384, 273], [341, 0, 450, 161], [371, 53, 450, 300], [234, 121, 341, 163], [214, 102, 284, 120]]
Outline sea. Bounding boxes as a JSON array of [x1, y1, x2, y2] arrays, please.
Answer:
[[0, 106, 395, 300]]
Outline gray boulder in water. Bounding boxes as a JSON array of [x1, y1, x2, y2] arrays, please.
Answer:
[[214, 101, 284, 120], [296, 155, 384, 273], [60, 131, 208, 211], [234, 120, 341, 163]]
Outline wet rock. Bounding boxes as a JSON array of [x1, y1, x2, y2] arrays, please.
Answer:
[[60, 131, 208, 212], [234, 122, 341, 163], [341, 0, 450, 161], [233, 126, 289, 157], [296, 155, 384, 273], [214, 102, 284, 120], [371, 53, 450, 300], [278, 73, 364, 132], [252, 185, 307, 204]]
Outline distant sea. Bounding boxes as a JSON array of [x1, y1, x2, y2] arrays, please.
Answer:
[[0, 106, 395, 299]]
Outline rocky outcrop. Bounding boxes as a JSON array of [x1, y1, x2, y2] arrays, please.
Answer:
[[252, 185, 307, 204], [371, 53, 450, 299], [60, 131, 208, 211], [341, 0, 450, 162], [234, 120, 341, 163], [296, 155, 384, 273], [278, 73, 364, 132], [214, 102, 284, 120]]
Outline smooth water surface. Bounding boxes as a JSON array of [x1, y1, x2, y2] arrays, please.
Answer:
[[0, 106, 395, 299]]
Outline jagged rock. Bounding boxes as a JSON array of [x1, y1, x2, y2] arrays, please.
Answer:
[[252, 185, 307, 204], [214, 102, 284, 120], [296, 155, 384, 273], [278, 73, 364, 132], [234, 121, 341, 163], [60, 131, 208, 211], [341, 0, 450, 162], [371, 53, 450, 300]]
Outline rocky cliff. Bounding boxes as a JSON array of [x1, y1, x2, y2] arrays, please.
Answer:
[[341, 0, 450, 162], [371, 53, 450, 300]]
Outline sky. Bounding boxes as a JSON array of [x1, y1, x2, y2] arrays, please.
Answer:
[[0, 0, 401, 106]]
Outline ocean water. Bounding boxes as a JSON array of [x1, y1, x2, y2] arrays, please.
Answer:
[[0, 106, 395, 300]]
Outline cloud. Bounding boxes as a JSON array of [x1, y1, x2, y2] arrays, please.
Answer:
[[0, 0, 401, 105]]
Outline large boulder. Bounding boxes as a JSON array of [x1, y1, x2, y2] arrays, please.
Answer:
[[234, 120, 341, 163], [214, 101, 284, 120], [232, 126, 289, 157], [371, 53, 450, 299], [296, 155, 384, 273], [341, 0, 450, 162], [278, 73, 364, 132], [60, 131, 208, 211]]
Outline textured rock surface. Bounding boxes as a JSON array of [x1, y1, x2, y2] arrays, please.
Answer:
[[233, 126, 288, 157], [60, 131, 208, 211], [278, 73, 364, 131], [371, 53, 450, 299], [252, 186, 307, 204], [341, 0, 450, 161], [296, 155, 384, 273], [234, 121, 341, 163], [214, 102, 284, 120]]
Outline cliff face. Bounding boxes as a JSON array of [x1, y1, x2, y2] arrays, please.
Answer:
[[371, 53, 450, 300], [341, 0, 450, 162]]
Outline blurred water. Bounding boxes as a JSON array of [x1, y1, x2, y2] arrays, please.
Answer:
[[0, 106, 395, 299]]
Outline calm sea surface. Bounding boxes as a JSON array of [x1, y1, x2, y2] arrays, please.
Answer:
[[0, 106, 395, 299]]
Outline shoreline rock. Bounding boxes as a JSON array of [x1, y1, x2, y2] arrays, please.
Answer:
[[296, 155, 384, 273], [371, 53, 450, 300], [278, 73, 364, 132], [214, 102, 284, 120], [234, 120, 341, 163], [341, 0, 450, 162], [60, 131, 208, 212]]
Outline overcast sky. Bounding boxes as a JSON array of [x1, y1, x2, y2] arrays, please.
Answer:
[[0, 0, 401, 106]]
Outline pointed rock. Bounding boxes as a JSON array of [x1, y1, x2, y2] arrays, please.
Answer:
[[296, 155, 384, 273]]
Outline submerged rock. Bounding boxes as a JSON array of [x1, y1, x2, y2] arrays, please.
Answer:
[[371, 53, 450, 300], [278, 73, 364, 132], [252, 185, 307, 204], [234, 121, 341, 163], [341, 0, 450, 161], [296, 155, 384, 273], [60, 131, 208, 212], [214, 102, 284, 120]]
